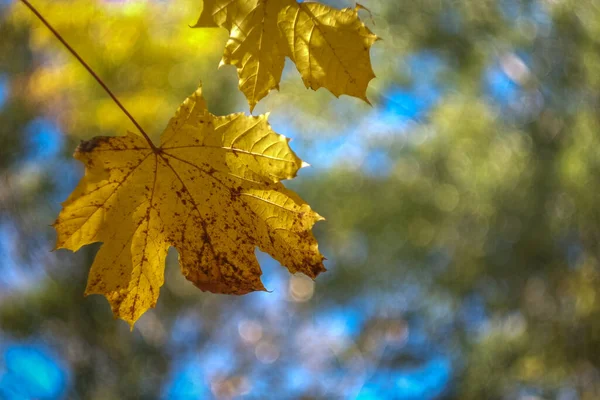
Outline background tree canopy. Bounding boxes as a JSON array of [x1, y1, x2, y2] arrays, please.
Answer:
[[1, 0, 600, 399]]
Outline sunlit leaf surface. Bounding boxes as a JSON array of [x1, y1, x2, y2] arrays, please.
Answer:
[[53, 86, 325, 327], [195, 0, 379, 110]]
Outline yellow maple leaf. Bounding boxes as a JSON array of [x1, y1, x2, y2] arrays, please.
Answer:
[[194, 0, 380, 111], [53, 86, 326, 328]]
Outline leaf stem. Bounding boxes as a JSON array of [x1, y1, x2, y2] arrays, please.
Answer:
[[19, 0, 157, 150]]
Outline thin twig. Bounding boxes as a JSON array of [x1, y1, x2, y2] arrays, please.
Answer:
[[19, 0, 157, 150]]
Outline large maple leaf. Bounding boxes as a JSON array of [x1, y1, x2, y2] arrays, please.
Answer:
[[53, 86, 325, 327], [194, 0, 380, 111]]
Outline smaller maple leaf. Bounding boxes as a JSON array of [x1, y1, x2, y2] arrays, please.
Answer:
[[194, 0, 380, 111], [53, 85, 325, 328]]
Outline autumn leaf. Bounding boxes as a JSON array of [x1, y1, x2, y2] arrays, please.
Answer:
[[194, 0, 380, 111], [53, 86, 326, 328]]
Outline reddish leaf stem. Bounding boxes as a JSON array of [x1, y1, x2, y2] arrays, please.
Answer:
[[19, 0, 157, 150]]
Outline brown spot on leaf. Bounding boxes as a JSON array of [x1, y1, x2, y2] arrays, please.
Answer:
[[77, 136, 110, 153]]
